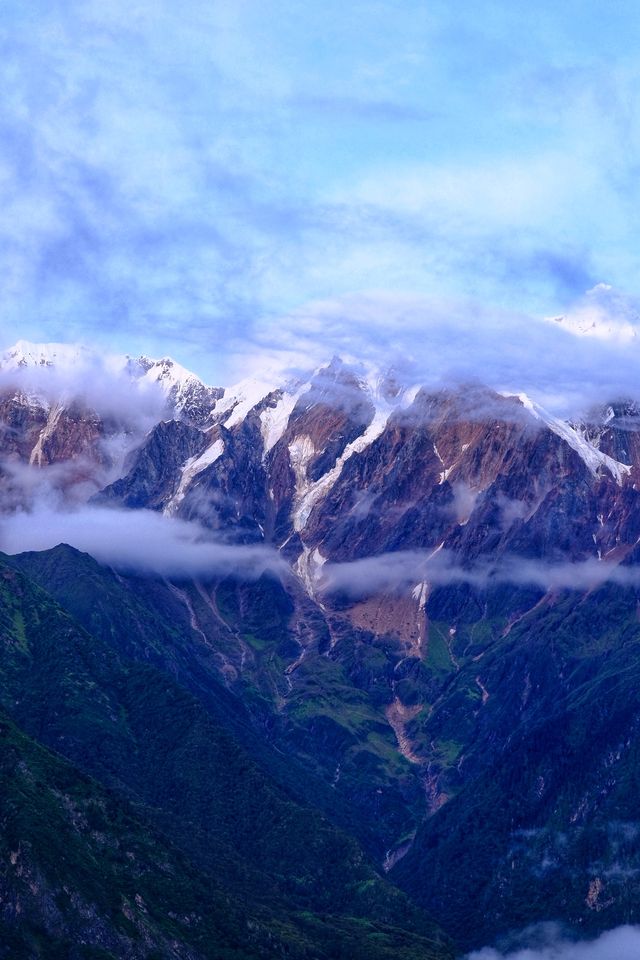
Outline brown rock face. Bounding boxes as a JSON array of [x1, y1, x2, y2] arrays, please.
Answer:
[[8, 353, 640, 949], [78, 365, 640, 596], [0, 395, 49, 459], [0, 392, 137, 507]]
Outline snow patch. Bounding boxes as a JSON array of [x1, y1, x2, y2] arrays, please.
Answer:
[[412, 581, 429, 610], [260, 384, 309, 456], [292, 407, 391, 531], [433, 442, 453, 484], [293, 544, 327, 597], [164, 438, 224, 515], [515, 392, 631, 484], [288, 380, 427, 532], [213, 376, 276, 428], [288, 435, 318, 497], [29, 403, 64, 466]]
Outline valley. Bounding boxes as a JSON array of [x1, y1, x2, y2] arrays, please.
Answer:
[[2, 340, 640, 956]]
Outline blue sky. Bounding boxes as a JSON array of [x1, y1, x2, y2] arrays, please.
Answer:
[[2, 0, 640, 384]]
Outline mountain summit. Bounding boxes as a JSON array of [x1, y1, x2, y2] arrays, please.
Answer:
[[3, 339, 640, 953]]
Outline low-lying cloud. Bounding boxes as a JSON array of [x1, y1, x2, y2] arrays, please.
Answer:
[[0, 504, 286, 580], [319, 548, 640, 598], [0, 354, 167, 426], [4, 511, 639, 593], [468, 923, 640, 960]]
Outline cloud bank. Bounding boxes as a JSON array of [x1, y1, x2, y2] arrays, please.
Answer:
[[5, 283, 640, 422], [3, 505, 638, 592], [0, 504, 285, 580], [0, 358, 167, 427], [320, 549, 640, 599], [468, 924, 640, 960], [234, 288, 640, 419]]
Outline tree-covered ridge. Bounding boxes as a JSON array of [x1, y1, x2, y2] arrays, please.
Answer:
[[0, 551, 452, 960], [0, 709, 255, 959], [393, 579, 640, 947], [14, 539, 640, 953]]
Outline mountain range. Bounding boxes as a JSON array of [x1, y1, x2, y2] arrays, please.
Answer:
[[2, 338, 640, 957]]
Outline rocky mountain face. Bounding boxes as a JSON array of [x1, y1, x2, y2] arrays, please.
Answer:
[[3, 339, 640, 954], [0, 341, 224, 504]]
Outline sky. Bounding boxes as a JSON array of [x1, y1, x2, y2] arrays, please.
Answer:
[[3, 13, 640, 952], [2, 1, 640, 384]]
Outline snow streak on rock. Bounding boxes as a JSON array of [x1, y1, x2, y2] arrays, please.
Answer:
[[165, 439, 225, 515], [515, 393, 631, 484]]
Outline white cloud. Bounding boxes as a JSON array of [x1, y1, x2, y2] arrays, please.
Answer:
[[468, 924, 640, 960], [548, 283, 640, 343], [235, 290, 640, 418], [0, 504, 285, 579], [347, 152, 587, 232], [0, 358, 166, 426], [320, 549, 640, 599]]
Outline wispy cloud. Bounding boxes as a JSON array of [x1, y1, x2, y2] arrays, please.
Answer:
[[235, 290, 640, 417], [320, 549, 640, 599], [468, 923, 640, 960], [3, 0, 640, 384], [0, 503, 285, 579]]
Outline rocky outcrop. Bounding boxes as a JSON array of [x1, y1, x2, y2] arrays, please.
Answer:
[[5, 340, 640, 950]]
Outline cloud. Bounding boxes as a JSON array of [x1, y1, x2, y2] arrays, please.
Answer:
[[449, 483, 479, 525], [349, 154, 582, 231], [550, 283, 640, 343], [0, 504, 286, 579], [467, 924, 640, 960], [319, 549, 640, 599], [4, 0, 640, 386], [8, 281, 640, 424], [496, 494, 531, 531], [0, 357, 166, 427], [234, 290, 640, 418], [0, 356, 172, 502], [0, 457, 115, 513]]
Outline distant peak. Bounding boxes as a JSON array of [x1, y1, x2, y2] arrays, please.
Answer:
[[1, 341, 214, 389], [1, 340, 93, 369], [547, 284, 640, 343]]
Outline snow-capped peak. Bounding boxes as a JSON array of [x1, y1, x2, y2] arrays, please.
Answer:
[[212, 375, 280, 428], [547, 284, 640, 343], [0, 340, 223, 427], [0, 340, 98, 370], [137, 356, 202, 391], [1, 341, 213, 388], [133, 356, 223, 427]]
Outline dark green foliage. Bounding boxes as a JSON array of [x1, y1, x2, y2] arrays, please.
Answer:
[[14, 546, 424, 857], [394, 580, 640, 950], [0, 711, 256, 959], [0, 551, 452, 959], [19, 540, 640, 954]]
